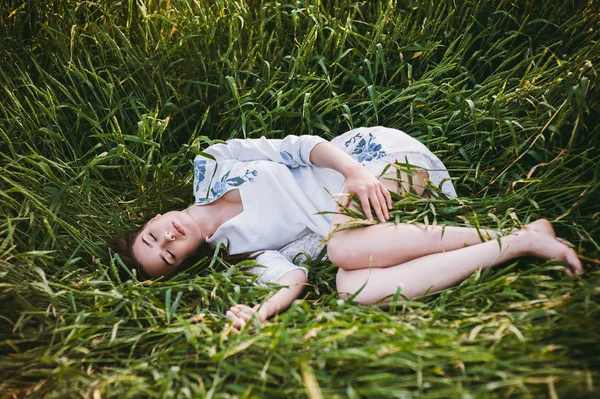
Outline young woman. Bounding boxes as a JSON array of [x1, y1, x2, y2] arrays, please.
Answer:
[[107, 127, 582, 330]]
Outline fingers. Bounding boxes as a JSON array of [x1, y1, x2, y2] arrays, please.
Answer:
[[362, 182, 391, 222], [225, 304, 258, 331], [339, 171, 394, 221], [343, 187, 391, 222], [359, 192, 373, 221], [234, 304, 255, 313], [224, 323, 239, 334], [375, 186, 389, 221], [339, 192, 351, 209], [225, 310, 246, 330], [383, 184, 393, 210], [368, 192, 385, 222]]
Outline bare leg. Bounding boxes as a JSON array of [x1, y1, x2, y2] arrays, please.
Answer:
[[336, 221, 583, 305], [328, 220, 505, 270], [328, 171, 503, 269]]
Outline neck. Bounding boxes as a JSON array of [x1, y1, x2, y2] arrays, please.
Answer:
[[184, 200, 228, 239]]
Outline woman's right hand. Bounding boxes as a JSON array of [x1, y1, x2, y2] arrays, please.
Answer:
[[224, 269, 307, 333], [225, 303, 269, 332]]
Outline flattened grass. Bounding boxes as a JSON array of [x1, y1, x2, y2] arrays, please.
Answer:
[[1, 0, 599, 397]]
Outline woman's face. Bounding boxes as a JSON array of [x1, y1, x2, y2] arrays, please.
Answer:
[[132, 211, 204, 278]]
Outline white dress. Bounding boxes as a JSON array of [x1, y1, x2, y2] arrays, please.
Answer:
[[193, 127, 457, 284]]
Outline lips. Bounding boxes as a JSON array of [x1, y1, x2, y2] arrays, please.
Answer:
[[172, 222, 186, 237]]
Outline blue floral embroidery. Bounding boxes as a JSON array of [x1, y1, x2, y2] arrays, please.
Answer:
[[210, 181, 228, 198], [345, 132, 386, 163], [195, 158, 258, 204], [344, 133, 363, 147], [210, 169, 258, 197], [194, 159, 207, 192]]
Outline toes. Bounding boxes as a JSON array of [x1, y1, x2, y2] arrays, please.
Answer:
[[556, 245, 583, 276], [556, 237, 575, 248], [565, 250, 584, 275]]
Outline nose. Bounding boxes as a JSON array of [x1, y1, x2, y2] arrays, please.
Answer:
[[165, 231, 176, 241]]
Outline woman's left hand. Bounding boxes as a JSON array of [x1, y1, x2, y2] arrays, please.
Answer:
[[340, 168, 392, 222]]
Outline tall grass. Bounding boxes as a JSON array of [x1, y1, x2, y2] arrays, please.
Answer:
[[1, 0, 599, 397]]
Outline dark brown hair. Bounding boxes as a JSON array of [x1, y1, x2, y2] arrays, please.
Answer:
[[104, 229, 261, 282], [104, 229, 148, 281]]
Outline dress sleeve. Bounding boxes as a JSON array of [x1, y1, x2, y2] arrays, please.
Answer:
[[248, 250, 309, 285], [247, 232, 325, 285], [205, 135, 327, 168]]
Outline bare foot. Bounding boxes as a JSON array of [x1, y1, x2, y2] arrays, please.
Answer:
[[520, 222, 583, 275], [523, 219, 556, 237], [513, 220, 574, 247]]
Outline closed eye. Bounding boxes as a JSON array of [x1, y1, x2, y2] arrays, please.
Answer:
[[147, 232, 173, 266]]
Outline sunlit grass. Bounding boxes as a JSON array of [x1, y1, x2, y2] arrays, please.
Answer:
[[1, 0, 599, 397]]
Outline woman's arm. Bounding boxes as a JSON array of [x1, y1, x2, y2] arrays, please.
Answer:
[[206, 135, 326, 167], [310, 142, 393, 222], [225, 269, 307, 331], [205, 135, 392, 221]]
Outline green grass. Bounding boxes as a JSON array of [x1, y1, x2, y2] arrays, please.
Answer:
[[1, 0, 599, 397]]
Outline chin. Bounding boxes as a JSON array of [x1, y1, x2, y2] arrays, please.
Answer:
[[179, 214, 202, 240]]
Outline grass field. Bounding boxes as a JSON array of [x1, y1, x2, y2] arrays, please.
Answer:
[[1, 0, 599, 397]]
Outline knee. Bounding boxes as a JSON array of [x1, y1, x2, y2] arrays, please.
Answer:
[[326, 235, 344, 265], [327, 234, 357, 270], [335, 268, 367, 305], [335, 269, 351, 300]]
